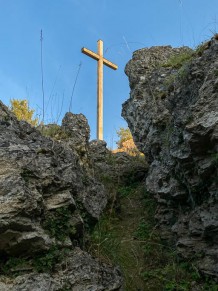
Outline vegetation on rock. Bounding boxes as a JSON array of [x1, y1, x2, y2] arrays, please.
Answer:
[[122, 36, 218, 287], [0, 246, 70, 276], [88, 178, 218, 291], [114, 127, 141, 156], [39, 123, 69, 140], [10, 99, 38, 126], [42, 207, 76, 241], [162, 50, 193, 68]]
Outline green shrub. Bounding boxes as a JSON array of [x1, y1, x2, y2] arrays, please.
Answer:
[[0, 257, 27, 276], [33, 246, 70, 273], [0, 246, 71, 275], [42, 207, 76, 241]]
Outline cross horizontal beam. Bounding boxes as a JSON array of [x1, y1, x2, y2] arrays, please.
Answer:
[[81, 47, 118, 70]]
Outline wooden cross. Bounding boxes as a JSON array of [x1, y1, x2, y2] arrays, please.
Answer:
[[81, 39, 118, 140]]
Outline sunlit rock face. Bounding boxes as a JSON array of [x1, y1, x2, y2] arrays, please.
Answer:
[[122, 38, 218, 278]]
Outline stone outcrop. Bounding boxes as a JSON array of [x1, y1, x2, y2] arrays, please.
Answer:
[[0, 102, 122, 290], [122, 37, 218, 278], [0, 248, 122, 291], [89, 139, 148, 186]]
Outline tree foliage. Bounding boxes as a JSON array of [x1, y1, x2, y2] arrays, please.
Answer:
[[10, 99, 38, 126], [116, 127, 132, 149], [115, 127, 141, 156]]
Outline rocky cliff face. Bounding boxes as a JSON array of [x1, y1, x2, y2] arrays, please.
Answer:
[[122, 37, 218, 279], [0, 102, 122, 290]]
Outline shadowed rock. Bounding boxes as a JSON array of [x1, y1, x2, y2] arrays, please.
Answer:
[[0, 102, 122, 289], [122, 38, 218, 279]]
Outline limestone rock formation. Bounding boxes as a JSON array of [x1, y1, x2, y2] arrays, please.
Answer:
[[89, 139, 148, 186], [122, 37, 218, 278], [0, 248, 122, 291], [0, 102, 122, 290]]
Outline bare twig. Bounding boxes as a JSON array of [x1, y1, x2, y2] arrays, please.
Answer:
[[40, 30, 45, 124], [56, 92, 65, 124], [69, 62, 82, 112]]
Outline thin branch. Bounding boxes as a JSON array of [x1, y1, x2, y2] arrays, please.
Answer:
[[45, 65, 62, 113], [40, 29, 45, 124], [56, 92, 65, 124], [69, 61, 82, 112]]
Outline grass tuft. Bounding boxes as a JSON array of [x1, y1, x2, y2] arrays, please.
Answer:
[[162, 51, 193, 69]]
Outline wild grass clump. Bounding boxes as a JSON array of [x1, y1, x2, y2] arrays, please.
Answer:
[[162, 51, 193, 69], [39, 124, 69, 140], [88, 181, 218, 291], [195, 40, 211, 56], [117, 182, 139, 198], [88, 182, 147, 290], [88, 213, 143, 290]]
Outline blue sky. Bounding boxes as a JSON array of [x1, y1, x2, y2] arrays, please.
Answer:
[[0, 0, 218, 147]]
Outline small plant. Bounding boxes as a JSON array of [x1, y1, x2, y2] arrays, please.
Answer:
[[203, 277, 218, 291], [162, 51, 193, 69], [117, 183, 139, 198], [0, 257, 28, 276], [195, 40, 211, 56], [134, 219, 151, 240], [42, 207, 76, 241], [33, 246, 69, 273], [142, 262, 199, 291], [39, 124, 69, 140], [177, 62, 190, 81], [0, 245, 71, 275]]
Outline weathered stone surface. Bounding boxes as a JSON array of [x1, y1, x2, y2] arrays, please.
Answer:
[[0, 102, 122, 289], [0, 102, 106, 254], [122, 38, 218, 278], [89, 139, 148, 186], [0, 248, 123, 291], [62, 112, 91, 168]]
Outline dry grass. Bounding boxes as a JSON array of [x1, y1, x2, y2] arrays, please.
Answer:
[[87, 182, 218, 291]]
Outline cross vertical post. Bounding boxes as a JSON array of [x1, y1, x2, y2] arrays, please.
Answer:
[[97, 40, 103, 140], [81, 40, 118, 140]]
